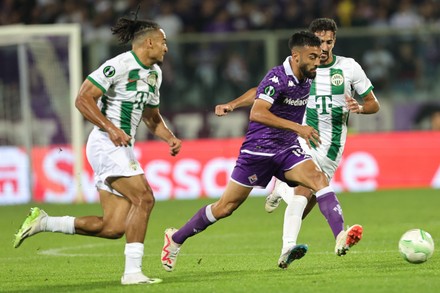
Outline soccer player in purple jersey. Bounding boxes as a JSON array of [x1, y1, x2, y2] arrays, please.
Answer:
[[161, 31, 331, 271], [214, 18, 374, 268]]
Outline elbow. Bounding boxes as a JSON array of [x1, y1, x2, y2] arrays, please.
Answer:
[[74, 97, 84, 111], [373, 101, 381, 113], [249, 109, 260, 123]]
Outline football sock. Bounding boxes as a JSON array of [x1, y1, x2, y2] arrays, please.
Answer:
[[172, 204, 217, 245], [316, 187, 344, 238], [273, 179, 290, 200], [281, 195, 308, 255], [45, 216, 75, 234], [124, 242, 144, 274]]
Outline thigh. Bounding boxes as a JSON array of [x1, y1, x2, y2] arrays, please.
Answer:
[[285, 159, 329, 192], [108, 174, 152, 203], [100, 189, 130, 225]]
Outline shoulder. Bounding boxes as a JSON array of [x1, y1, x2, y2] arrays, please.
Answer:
[[335, 55, 363, 69], [151, 64, 162, 75], [100, 51, 131, 75]]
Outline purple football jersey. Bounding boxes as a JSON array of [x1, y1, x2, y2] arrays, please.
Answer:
[[240, 56, 313, 154]]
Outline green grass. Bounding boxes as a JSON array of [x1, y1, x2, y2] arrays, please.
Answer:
[[1, 188, 439, 293]]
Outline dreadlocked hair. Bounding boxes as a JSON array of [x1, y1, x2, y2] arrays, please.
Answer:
[[111, 17, 160, 44]]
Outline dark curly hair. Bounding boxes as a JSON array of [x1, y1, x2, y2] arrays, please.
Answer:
[[308, 18, 338, 35], [288, 30, 321, 50]]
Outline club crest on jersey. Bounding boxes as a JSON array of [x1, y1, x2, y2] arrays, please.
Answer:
[[147, 72, 158, 86], [129, 160, 138, 171], [331, 73, 344, 86], [103, 66, 115, 77], [264, 85, 275, 97], [248, 174, 258, 184]]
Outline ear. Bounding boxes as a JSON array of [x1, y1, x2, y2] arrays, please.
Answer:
[[291, 49, 300, 63], [145, 37, 153, 48]]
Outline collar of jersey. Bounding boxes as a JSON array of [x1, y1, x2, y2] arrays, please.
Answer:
[[130, 51, 152, 69], [318, 54, 337, 68]]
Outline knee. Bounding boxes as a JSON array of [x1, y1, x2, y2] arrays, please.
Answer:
[[213, 202, 237, 219], [102, 226, 125, 239], [309, 172, 329, 190], [131, 187, 155, 210]]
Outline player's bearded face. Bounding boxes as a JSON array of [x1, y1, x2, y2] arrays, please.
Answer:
[[300, 63, 317, 79], [315, 30, 335, 65]]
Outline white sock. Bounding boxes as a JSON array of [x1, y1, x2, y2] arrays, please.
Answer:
[[273, 179, 294, 203], [45, 216, 75, 234], [281, 195, 308, 255], [124, 242, 144, 275]]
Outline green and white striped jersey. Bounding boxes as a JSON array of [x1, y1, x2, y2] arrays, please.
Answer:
[[305, 55, 373, 162], [87, 50, 162, 137]]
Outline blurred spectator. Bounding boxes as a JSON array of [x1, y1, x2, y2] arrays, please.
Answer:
[[154, 1, 183, 38], [222, 51, 250, 95], [362, 39, 395, 92], [336, 0, 355, 27], [32, 0, 61, 24], [275, 1, 303, 29], [369, 5, 390, 28], [351, 0, 375, 26], [389, 0, 423, 29], [393, 41, 423, 95], [203, 9, 234, 33], [418, 0, 440, 26], [414, 104, 440, 131]]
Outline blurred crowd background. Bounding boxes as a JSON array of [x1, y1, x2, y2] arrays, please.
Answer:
[[1, 0, 440, 145], [2, 0, 440, 33]]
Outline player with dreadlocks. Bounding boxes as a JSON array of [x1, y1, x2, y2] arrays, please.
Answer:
[[13, 10, 180, 285]]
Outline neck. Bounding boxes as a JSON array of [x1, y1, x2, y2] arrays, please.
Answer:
[[289, 58, 303, 80], [132, 47, 154, 67]]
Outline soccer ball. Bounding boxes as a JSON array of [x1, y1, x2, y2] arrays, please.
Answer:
[[398, 229, 434, 264]]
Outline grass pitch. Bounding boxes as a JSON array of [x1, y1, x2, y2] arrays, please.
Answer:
[[1, 188, 439, 293]]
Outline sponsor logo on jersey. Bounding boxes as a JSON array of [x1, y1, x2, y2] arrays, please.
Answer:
[[264, 85, 275, 97], [103, 66, 115, 77], [269, 75, 280, 84], [331, 73, 344, 86], [283, 97, 308, 106]]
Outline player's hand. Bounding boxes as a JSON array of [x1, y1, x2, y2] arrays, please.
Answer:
[[346, 95, 363, 114], [215, 104, 233, 116], [168, 137, 182, 156], [298, 125, 320, 148], [107, 126, 132, 147]]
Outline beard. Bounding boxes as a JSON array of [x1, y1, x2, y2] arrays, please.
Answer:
[[300, 63, 317, 79]]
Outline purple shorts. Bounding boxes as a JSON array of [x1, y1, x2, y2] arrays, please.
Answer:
[[230, 145, 311, 188]]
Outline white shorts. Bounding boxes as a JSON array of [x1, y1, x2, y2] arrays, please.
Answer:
[[86, 128, 144, 196], [298, 138, 340, 181]]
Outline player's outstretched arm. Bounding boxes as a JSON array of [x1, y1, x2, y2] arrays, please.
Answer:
[[214, 87, 257, 116]]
